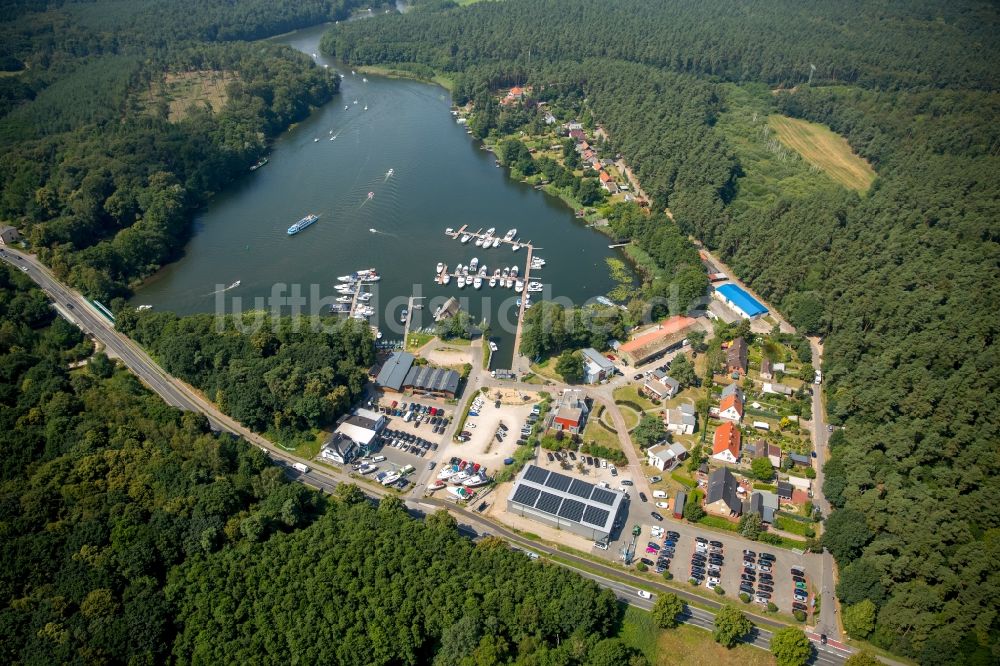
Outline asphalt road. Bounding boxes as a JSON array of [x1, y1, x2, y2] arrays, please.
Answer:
[[1, 247, 855, 664]]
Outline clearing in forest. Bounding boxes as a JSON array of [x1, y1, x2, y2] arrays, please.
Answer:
[[146, 70, 234, 122], [768, 115, 876, 192]]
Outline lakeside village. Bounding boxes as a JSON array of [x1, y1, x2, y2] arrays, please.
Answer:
[[299, 84, 828, 616]]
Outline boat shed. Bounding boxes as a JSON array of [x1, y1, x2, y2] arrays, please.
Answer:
[[507, 464, 627, 542], [375, 351, 415, 392], [714, 284, 768, 319], [403, 365, 460, 398]]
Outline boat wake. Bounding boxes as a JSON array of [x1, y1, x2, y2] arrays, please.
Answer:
[[204, 280, 241, 296]]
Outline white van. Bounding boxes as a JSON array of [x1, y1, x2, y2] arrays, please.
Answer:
[[652, 490, 667, 499], [404, 410, 414, 422], [371, 455, 387, 463]]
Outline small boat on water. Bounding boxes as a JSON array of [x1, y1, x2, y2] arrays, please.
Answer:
[[400, 308, 408, 323], [469, 257, 479, 272], [488, 277, 497, 288], [504, 228, 517, 241], [489, 341, 498, 352], [515, 279, 524, 293], [386, 168, 394, 178], [249, 157, 269, 172], [460, 234, 471, 244], [353, 99, 358, 104], [362, 77, 368, 83], [369, 228, 377, 233], [457, 275, 466, 288], [506, 277, 514, 288], [473, 277, 482, 289], [485, 227, 496, 237], [510, 265, 519, 277], [345, 105, 349, 110], [364, 105, 368, 110], [479, 267, 488, 277], [136, 304, 153, 311], [436, 262, 444, 273], [512, 242, 520, 251], [336, 296, 353, 303], [502, 267, 510, 277], [358, 293, 372, 302], [474, 236, 484, 247], [314, 138, 319, 142], [445, 227, 454, 235], [492, 237, 501, 248], [527, 283, 543, 293], [442, 274, 451, 285]]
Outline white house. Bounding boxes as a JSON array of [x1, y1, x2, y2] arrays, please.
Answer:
[[647, 442, 689, 471], [581, 348, 616, 384], [320, 408, 386, 464], [664, 403, 696, 435], [763, 382, 793, 396]]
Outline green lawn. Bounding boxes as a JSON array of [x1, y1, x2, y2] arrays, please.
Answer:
[[613, 384, 659, 412], [583, 417, 621, 450], [406, 331, 435, 351]]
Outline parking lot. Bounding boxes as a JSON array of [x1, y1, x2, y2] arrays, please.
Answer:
[[436, 390, 540, 477], [532, 444, 638, 493], [630, 520, 816, 615]]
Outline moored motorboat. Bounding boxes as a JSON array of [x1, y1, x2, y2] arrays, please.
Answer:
[[469, 257, 479, 272], [489, 277, 497, 288], [473, 277, 482, 289], [489, 341, 498, 352], [492, 237, 501, 248], [504, 228, 517, 241], [474, 236, 484, 247], [512, 242, 520, 251], [460, 234, 470, 243], [442, 273, 451, 284], [436, 262, 444, 274], [515, 279, 524, 293], [485, 227, 496, 237], [457, 275, 466, 288], [336, 295, 353, 303], [510, 265, 519, 277]]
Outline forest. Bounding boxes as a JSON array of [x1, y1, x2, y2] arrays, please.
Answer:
[[0, 264, 640, 664], [115, 309, 375, 441], [325, 2, 1000, 663]]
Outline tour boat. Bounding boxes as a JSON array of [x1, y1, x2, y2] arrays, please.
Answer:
[[460, 234, 471, 244], [136, 304, 153, 311], [473, 277, 483, 289], [504, 228, 517, 241], [228, 280, 241, 289], [436, 262, 444, 274], [427, 480, 446, 491]]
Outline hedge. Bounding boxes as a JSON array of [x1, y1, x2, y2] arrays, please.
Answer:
[[671, 472, 698, 489]]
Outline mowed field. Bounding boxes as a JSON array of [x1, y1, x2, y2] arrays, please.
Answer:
[[768, 115, 876, 192]]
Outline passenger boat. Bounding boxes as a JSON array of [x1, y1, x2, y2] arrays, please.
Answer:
[[427, 480, 446, 491], [287, 213, 320, 236], [473, 277, 482, 289], [436, 262, 444, 273], [504, 229, 517, 241]]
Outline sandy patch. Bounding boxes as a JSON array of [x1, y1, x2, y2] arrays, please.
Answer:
[[422, 345, 472, 367]]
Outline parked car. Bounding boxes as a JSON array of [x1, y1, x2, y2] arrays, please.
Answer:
[[546, 452, 555, 461], [640, 558, 655, 567], [637, 590, 652, 600], [594, 541, 609, 551], [646, 542, 660, 551], [638, 492, 648, 502]]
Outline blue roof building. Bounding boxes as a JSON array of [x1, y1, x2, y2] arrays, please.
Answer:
[[715, 283, 768, 319]]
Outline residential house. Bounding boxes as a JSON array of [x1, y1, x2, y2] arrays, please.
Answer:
[[721, 382, 744, 402], [748, 438, 769, 461], [743, 490, 779, 524], [581, 348, 616, 384], [598, 171, 612, 183], [550, 389, 589, 434], [0, 225, 20, 245], [777, 481, 794, 500], [705, 467, 743, 517], [726, 337, 748, 376], [320, 433, 358, 465], [603, 181, 619, 194], [567, 121, 583, 131], [763, 382, 793, 396], [321, 408, 386, 464], [643, 375, 680, 401], [788, 452, 811, 468], [760, 357, 774, 380], [767, 444, 782, 468], [569, 129, 585, 141], [664, 403, 696, 435], [646, 442, 688, 471], [718, 392, 744, 423], [711, 421, 741, 464]]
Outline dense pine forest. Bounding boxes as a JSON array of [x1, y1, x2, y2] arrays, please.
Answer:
[[322, 1, 1000, 663]]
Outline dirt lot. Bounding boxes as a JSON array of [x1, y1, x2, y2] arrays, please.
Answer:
[[486, 480, 606, 554], [421, 343, 472, 368], [435, 389, 540, 475]]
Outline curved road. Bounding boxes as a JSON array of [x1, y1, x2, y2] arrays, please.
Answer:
[[1, 246, 855, 664]]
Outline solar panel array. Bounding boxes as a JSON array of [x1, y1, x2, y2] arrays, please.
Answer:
[[508, 465, 624, 530]]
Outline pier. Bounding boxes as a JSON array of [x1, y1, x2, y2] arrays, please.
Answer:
[[511, 244, 534, 368]]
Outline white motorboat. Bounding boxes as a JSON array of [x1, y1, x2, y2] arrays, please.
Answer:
[[460, 234, 471, 243], [469, 257, 479, 272], [337, 274, 356, 282], [438, 467, 458, 480], [381, 472, 401, 486], [473, 277, 483, 289], [358, 293, 372, 301], [512, 242, 520, 251], [400, 308, 408, 323], [504, 228, 517, 241], [464, 475, 491, 488], [455, 263, 464, 273], [442, 274, 451, 284], [489, 341, 498, 352], [436, 262, 444, 273], [448, 472, 470, 485], [457, 275, 466, 288], [489, 277, 497, 288], [474, 236, 484, 247], [314, 138, 319, 142], [358, 463, 379, 475], [445, 227, 454, 235], [336, 295, 353, 303], [510, 265, 519, 277], [502, 267, 510, 278], [527, 283, 543, 293], [335, 285, 354, 293], [427, 480, 446, 491], [492, 237, 501, 248], [515, 279, 524, 293], [485, 227, 496, 236]]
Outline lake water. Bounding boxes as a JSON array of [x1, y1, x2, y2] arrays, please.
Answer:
[[132, 23, 624, 368]]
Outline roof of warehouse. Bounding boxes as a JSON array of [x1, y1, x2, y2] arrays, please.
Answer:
[[376, 351, 414, 390], [716, 284, 768, 317], [508, 464, 625, 533], [403, 365, 460, 394]]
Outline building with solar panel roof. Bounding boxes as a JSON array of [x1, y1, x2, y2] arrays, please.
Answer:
[[507, 464, 628, 542]]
